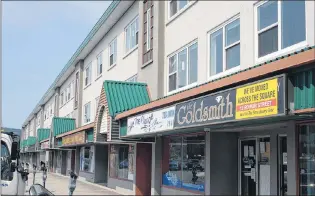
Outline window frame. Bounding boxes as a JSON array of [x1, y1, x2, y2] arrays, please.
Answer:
[[207, 15, 241, 81], [146, 8, 151, 51], [167, 0, 196, 21], [109, 38, 117, 68], [96, 52, 103, 77], [254, 0, 307, 64], [125, 74, 138, 82], [124, 16, 139, 54], [85, 64, 91, 87], [167, 40, 198, 95], [60, 92, 64, 107], [74, 71, 79, 108], [84, 102, 91, 123]]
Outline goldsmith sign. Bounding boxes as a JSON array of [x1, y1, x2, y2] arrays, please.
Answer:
[[174, 76, 285, 128], [62, 131, 85, 146]]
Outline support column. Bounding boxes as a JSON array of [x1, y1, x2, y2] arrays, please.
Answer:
[[40, 105, 45, 128], [151, 137, 162, 195], [54, 87, 60, 117], [76, 60, 84, 127], [205, 132, 211, 195], [287, 121, 297, 195], [270, 131, 278, 195]]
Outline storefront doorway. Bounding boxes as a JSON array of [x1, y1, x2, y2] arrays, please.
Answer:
[[278, 135, 287, 196], [239, 137, 271, 195]]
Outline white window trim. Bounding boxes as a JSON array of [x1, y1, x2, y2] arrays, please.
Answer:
[[146, 8, 151, 51], [166, 40, 198, 95], [85, 64, 92, 87], [96, 52, 103, 77], [124, 16, 139, 54], [207, 15, 241, 81], [167, 0, 197, 25], [109, 38, 117, 68], [254, 0, 308, 64], [84, 102, 91, 124]]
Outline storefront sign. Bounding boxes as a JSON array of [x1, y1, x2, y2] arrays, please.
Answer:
[[127, 106, 176, 136], [40, 141, 50, 149], [174, 76, 285, 128], [62, 131, 85, 146]]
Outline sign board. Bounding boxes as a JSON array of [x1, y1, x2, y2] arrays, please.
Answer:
[[127, 106, 176, 136], [40, 141, 50, 149], [174, 76, 285, 128], [62, 131, 85, 146]]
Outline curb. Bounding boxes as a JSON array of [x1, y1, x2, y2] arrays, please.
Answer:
[[48, 172, 124, 195]]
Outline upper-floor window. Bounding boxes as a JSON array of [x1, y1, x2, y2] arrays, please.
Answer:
[[146, 9, 151, 51], [84, 102, 91, 123], [168, 41, 198, 93], [85, 65, 91, 87], [169, 0, 193, 18], [50, 107, 53, 117], [126, 74, 138, 82], [125, 17, 139, 53], [74, 72, 79, 108], [255, 0, 306, 59], [209, 17, 240, 77], [67, 86, 71, 101], [60, 92, 64, 106], [109, 38, 117, 67], [97, 53, 103, 76]]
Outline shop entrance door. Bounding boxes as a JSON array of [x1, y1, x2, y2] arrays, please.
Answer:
[[278, 135, 287, 195], [239, 137, 271, 196]]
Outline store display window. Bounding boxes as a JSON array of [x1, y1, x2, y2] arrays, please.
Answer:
[[109, 144, 135, 181], [299, 124, 315, 195], [80, 146, 95, 173], [162, 134, 205, 192]]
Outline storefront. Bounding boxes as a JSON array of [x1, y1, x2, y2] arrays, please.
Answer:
[[90, 80, 151, 194], [119, 74, 309, 196]]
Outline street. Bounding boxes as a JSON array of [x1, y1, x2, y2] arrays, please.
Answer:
[[25, 172, 121, 196]]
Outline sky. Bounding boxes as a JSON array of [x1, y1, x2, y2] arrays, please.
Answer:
[[2, 1, 111, 128]]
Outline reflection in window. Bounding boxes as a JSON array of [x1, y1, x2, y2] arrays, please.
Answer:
[[1, 142, 13, 181], [256, 0, 305, 58], [162, 135, 205, 192], [168, 42, 198, 92], [80, 146, 94, 173], [299, 125, 315, 195], [109, 144, 134, 181]]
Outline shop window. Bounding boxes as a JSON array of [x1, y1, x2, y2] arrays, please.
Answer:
[[162, 134, 205, 192], [57, 151, 62, 169], [109, 144, 135, 181], [80, 146, 95, 173], [299, 124, 315, 195]]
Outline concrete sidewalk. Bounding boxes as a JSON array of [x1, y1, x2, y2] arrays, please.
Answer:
[[26, 172, 121, 195]]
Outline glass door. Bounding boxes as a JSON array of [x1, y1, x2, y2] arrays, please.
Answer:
[[240, 139, 257, 195], [258, 137, 271, 195], [278, 135, 287, 195]]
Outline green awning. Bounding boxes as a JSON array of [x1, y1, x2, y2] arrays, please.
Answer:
[[52, 117, 76, 137], [27, 136, 37, 146], [37, 128, 51, 142], [103, 80, 150, 117]]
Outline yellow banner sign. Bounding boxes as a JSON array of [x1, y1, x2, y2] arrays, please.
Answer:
[[236, 78, 278, 120], [62, 131, 85, 146]]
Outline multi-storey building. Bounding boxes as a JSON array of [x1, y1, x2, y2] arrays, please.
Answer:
[[21, 0, 315, 196]]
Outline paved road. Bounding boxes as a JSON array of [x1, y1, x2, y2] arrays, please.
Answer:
[[26, 172, 120, 195]]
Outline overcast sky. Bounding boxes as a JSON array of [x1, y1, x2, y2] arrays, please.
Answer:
[[2, 1, 111, 128]]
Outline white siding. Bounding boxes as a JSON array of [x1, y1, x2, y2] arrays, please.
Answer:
[[164, 1, 315, 96], [43, 96, 55, 128], [59, 72, 76, 118], [82, 2, 140, 125]]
